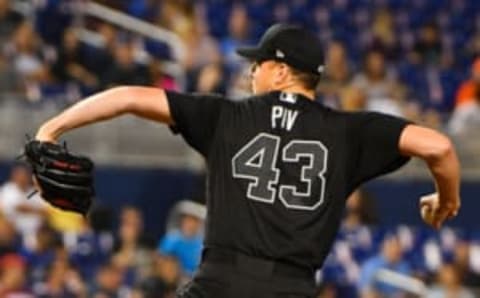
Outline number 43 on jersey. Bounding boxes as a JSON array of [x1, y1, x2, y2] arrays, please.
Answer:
[[232, 133, 328, 211]]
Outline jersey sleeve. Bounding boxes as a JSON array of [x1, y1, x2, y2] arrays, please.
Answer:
[[347, 112, 411, 188], [166, 91, 227, 157]]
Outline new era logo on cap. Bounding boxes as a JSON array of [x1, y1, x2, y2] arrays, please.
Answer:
[[275, 49, 285, 58]]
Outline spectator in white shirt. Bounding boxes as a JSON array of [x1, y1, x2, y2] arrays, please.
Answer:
[[0, 164, 47, 249], [448, 95, 480, 136]]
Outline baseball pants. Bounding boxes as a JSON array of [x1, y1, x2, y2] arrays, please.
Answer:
[[176, 248, 316, 298]]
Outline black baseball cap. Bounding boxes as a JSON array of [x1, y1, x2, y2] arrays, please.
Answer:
[[236, 24, 325, 75]]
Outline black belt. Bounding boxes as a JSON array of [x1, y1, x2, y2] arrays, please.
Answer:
[[202, 248, 314, 280]]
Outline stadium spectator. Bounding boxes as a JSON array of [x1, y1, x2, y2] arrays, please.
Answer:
[[317, 41, 352, 108], [21, 224, 61, 287], [33, 0, 73, 46], [0, 253, 32, 297], [0, 215, 20, 256], [157, 255, 182, 291], [149, 59, 180, 91], [97, 23, 117, 51], [158, 210, 203, 276], [452, 241, 480, 288], [132, 253, 182, 298], [134, 262, 169, 298], [37, 258, 87, 298], [220, 3, 251, 70], [68, 220, 113, 282], [370, 8, 401, 61], [351, 49, 406, 116], [112, 206, 155, 288], [0, 164, 47, 249], [157, 0, 196, 42], [85, 23, 116, 79], [49, 28, 99, 89], [132, 254, 181, 298], [89, 205, 115, 235], [182, 21, 221, 91], [358, 235, 411, 297], [5, 21, 49, 83], [453, 58, 480, 108], [343, 189, 378, 230], [427, 264, 475, 298], [28, 229, 87, 297], [0, 0, 24, 43], [448, 73, 480, 136], [90, 262, 125, 298], [196, 63, 226, 93], [103, 40, 150, 87], [414, 23, 444, 66], [467, 32, 480, 61], [117, 206, 155, 249], [339, 86, 367, 112]]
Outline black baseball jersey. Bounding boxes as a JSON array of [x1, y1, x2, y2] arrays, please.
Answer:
[[166, 91, 410, 270]]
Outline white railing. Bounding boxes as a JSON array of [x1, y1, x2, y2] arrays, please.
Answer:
[[11, 0, 186, 87], [76, 28, 185, 87], [81, 1, 185, 61]]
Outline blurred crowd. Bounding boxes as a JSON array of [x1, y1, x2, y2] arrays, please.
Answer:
[[1, 0, 480, 137], [317, 190, 480, 298], [0, 164, 205, 297], [1, 165, 480, 298]]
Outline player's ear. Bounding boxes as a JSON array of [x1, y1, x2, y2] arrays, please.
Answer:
[[272, 62, 289, 87]]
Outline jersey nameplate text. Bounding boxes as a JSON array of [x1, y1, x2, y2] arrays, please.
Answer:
[[271, 106, 298, 131]]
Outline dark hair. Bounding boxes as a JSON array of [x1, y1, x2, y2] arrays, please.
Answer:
[[350, 188, 378, 225], [289, 67, 322, 90], [423, 21, 439, 32]]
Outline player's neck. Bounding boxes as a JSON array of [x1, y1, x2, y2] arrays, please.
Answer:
[[277, 86, 315, 101]]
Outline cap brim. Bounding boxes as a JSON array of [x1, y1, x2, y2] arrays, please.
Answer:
[[236, 46, 266, 61]]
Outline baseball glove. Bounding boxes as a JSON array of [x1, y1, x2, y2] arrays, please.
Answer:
[[23, 140, 95, 215]]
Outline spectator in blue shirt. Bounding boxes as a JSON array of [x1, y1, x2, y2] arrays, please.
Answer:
[[358, 234, 411, 297], [219, 4, 252, 71], [158, 211, 203, 276]]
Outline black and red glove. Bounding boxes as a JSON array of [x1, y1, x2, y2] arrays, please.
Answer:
[[23, 140, 95, 215]]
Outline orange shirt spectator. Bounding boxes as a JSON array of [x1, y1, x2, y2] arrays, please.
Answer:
[[456, 81, 476, 106], [455, 58, 480, 107]]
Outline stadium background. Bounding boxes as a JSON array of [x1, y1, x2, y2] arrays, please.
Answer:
[[0, 0, 479, 297]]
